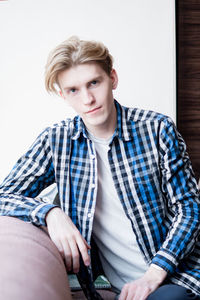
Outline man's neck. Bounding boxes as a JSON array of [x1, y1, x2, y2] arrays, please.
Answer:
[[86, 114, 117, 139], [87, 126, 115, 139]]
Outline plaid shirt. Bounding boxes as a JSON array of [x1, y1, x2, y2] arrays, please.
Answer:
[[0, 101, 200, 295]]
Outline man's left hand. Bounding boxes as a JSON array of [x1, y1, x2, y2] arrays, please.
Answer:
[[119, 265, 167, 300]]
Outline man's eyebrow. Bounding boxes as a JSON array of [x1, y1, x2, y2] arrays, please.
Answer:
[[88, 75, 103, 83]]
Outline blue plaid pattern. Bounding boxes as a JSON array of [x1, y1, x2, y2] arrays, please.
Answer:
[[0, 101, 200, 294]]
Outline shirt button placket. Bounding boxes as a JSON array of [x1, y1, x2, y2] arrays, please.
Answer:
[[91, 153, 96, 190], [91, 154, 95, 160], [88, 152, 96, 223]]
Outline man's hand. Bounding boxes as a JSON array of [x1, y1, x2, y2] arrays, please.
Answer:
[[46, 207, 91, 273], [119, 265, 167, 300]]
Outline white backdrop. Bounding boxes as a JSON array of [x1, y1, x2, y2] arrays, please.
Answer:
[[0, 0, 176, 182]]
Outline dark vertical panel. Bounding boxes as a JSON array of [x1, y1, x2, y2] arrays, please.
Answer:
[[176, 0, 200, 181]]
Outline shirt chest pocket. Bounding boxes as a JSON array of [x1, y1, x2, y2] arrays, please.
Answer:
[[130, 163, 160, 185], [122, 163, 163, 209]]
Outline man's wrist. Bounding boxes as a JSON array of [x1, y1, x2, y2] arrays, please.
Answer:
[[144, 264, 167, 285], [45, 207, 62, 226], [150, 263, 165, 272]]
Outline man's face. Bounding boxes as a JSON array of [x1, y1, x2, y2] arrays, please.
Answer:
[[58, 62, 118, 137]]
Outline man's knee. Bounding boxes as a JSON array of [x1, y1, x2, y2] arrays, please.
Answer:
[[147, 284, 199, 300]]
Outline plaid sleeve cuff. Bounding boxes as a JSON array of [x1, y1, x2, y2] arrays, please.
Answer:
[[30, 203, 59, 226], [151, 249, 178, 274]]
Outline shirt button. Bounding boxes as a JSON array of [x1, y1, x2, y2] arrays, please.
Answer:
[[43, 197, 49, 202], [91, 154, 95, 159], [91, 183, 95, 188], [88, 212, 92, 218]]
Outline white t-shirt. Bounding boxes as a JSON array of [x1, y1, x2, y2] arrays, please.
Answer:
[[89, 133, 148, 290]]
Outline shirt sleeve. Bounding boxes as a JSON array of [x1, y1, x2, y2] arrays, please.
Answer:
[[0, 127, 58, 226], [151, 117, 200, 273]]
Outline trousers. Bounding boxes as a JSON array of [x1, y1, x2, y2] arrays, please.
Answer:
[[148, 284, 199, 300]]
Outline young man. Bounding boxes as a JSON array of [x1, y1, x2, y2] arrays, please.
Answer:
[[0, 36, 200, 300]]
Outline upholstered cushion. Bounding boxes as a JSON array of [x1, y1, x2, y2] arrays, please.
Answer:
[[0, 216, 71, 300]]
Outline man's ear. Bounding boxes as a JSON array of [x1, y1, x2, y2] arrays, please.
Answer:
[[59, 90, 65, 99], [110, 69, 118, 90]]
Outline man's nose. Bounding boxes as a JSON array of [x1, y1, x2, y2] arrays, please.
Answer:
[[82, 89, 95, 105]]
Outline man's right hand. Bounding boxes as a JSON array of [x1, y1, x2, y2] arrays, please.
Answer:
[[46, 207, 91, 273]]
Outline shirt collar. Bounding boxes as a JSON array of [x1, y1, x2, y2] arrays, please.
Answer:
[[71, 100, 133, 141], [114, 100, 133, 141]]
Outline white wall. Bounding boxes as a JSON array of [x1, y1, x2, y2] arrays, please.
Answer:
[[0, 0, 176, 182]]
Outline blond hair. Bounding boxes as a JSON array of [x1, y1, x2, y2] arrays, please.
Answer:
[[45, 36, 113, 94]]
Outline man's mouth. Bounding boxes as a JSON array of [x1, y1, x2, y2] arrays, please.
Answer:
[[86, 106, 101, 114]]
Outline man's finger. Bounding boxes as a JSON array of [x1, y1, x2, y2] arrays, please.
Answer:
[[50, 236, 65, 259], [57, 242, 65, 259], [76, 237, 91, 267], [68, 239, 80, 273], [62, 239, 72, 271], [84, 239, 91, 249], [132, 286, 150, 300], [123, 288, 135, 300], [119, 285, 128, 300]]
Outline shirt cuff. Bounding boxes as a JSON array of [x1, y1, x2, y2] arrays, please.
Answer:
[[30, 203, 59, 226], [151, 249, 178, 274]]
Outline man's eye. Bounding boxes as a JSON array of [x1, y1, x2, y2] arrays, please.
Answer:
[[70, 88, 76, 93], [91, 80, 98, 86]]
